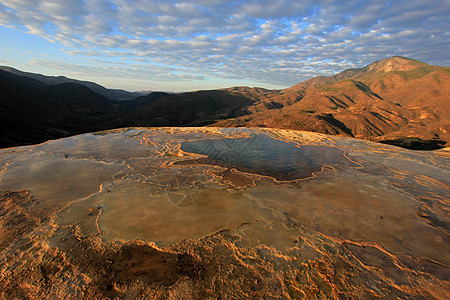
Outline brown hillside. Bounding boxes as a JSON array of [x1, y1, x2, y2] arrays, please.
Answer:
[[214, 56, 450, 148], [1, 56, 448, 150]]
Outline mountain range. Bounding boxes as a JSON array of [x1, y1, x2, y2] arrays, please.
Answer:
[[1, 56, 448, 149], [0, 66, 148, 101]]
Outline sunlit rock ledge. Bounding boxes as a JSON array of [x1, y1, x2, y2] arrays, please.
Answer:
[[0, 127, 449, 299]]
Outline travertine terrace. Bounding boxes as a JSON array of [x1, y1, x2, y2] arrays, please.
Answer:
[[0, 127, 449, 299]]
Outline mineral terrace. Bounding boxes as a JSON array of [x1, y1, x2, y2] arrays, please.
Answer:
[[0, 127, 449, 299]]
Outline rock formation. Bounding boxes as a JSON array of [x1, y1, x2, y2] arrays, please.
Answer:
[[0, 127, 448, 298]]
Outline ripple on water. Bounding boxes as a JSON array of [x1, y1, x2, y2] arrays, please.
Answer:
[[179, 134, 361, 181]]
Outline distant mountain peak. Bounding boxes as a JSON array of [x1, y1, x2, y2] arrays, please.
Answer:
[[363, 56, 427, 73], [0, 66, 146, 101]]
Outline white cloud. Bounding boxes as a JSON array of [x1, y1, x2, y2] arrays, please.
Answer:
[[0, 0, 449, 89]]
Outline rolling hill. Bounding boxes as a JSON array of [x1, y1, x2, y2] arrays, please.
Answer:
[[1, 56, 448, 149], [215, 56, 450, 149], [0, 66, 147, 101], [0, 70, 253, 148]]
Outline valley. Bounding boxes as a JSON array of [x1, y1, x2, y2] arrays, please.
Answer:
[[1, 56, 449, 150]]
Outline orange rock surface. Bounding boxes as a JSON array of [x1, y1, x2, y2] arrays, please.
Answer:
[[0, 127, 449, 299]]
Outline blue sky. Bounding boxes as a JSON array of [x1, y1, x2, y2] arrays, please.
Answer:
[[1, 0, 449, 92]]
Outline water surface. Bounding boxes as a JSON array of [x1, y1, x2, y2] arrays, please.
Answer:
[[179, 134, 360, 180]]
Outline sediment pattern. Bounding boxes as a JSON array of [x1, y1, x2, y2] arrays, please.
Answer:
[[0, 127, 449, 299]]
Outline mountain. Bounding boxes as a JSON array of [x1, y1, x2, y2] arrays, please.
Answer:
[[1, 56, 448, 149], [286, 56, 431, 90], [0, 70, 119, 148], [0, 66, 147, 101], [215, 56, 450, 149], [121, 90, 253, 127], [0, 70, 253, 148]]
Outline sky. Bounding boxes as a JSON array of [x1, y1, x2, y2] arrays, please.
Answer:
[[0, 0, 449, 92]]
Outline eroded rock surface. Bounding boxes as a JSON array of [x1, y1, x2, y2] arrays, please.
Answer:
[[0, 127, 449, 299]]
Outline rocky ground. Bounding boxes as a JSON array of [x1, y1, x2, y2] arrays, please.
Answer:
[[0, 127, 449, 299]]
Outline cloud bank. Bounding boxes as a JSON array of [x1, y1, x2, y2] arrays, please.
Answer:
[[1, 0, 449, 90]]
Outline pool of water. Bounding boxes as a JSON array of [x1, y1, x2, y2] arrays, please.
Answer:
[[179, 134, 360, 180]]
